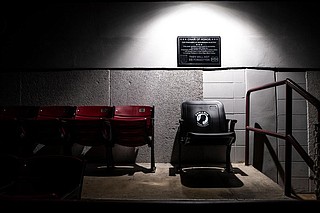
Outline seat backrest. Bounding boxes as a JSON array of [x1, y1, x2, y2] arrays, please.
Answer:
[[21, 106, 76, 156], [114, 105, 154, 119], [181, 100, 228, 133], [113, 105, 154, 135], [37, 106, 76, 120], [110, 118, 149, 147], [22, 119, 66, 145], [68, 106, 113, 147], [0, 106, 39, 156], [63, 119, 110, 146], [0, 106, 39, 120], [74, 106, 114, 120]]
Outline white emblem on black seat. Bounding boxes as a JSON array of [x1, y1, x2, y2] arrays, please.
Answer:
[[195, 111, 210, 127]]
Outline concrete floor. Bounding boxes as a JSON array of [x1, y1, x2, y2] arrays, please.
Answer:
[[1, 163, 319, 211], [81, 163, 291, 201]]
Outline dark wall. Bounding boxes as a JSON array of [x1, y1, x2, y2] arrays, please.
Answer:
[[1, 2, 320, 69]]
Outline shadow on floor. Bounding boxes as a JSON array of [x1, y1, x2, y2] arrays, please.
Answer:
[[180, 167, 244, 188], [84, 163, 154, 176]]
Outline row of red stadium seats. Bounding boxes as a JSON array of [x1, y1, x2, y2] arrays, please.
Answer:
[[0, 105, 156, 172]]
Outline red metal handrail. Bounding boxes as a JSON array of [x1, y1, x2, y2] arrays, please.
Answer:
[[245, 78, 320, 198]]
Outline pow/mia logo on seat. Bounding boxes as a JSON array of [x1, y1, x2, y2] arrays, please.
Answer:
[[195, 111, 210, 127]]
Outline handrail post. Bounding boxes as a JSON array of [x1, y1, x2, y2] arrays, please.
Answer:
[[245, 91, 251, 165], [315, 123, 320, 199], [285, 83, 293, 197]]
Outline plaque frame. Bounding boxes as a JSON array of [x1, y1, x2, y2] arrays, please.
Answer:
[[177, 36, 221, 67]]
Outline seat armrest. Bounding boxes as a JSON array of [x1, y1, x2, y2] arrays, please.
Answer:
[[178, 119, 185, 143], [178, 118, 184, 132], [227, 119, 237, 132]]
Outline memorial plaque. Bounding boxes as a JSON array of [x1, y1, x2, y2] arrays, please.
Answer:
[[177, 36, 221, 67]]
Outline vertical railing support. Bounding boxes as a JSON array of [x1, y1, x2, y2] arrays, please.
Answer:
[[284, 83, 293, 197], [313, 123, 320, 200], [316, 111, 320, 199], [245, 91, 251, 166]]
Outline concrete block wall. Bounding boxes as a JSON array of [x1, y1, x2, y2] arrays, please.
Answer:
[[306, 71, 320, 194], [276, 72, 309, 192], [240, 70, 278, 181], [203, 69, 278, 172], [203, 69, 246, 164], [0, 71, 111, 106]]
